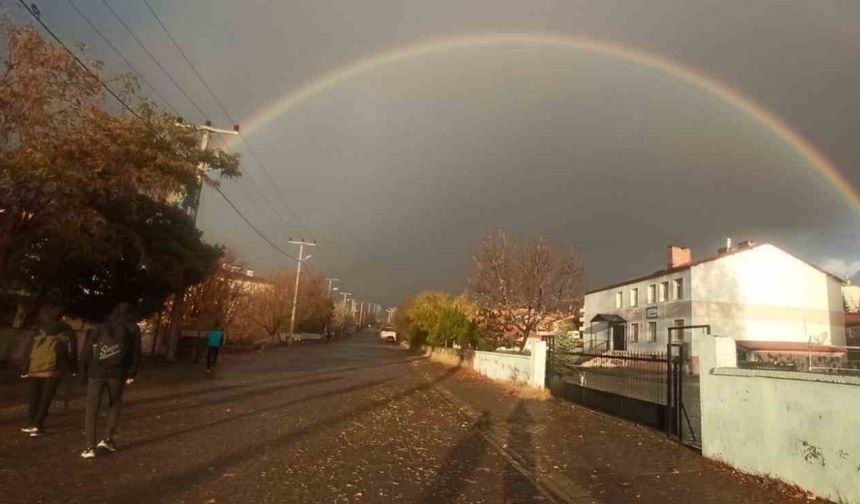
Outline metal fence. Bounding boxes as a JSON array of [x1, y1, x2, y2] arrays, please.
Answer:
[[547, 344, 673, 431]]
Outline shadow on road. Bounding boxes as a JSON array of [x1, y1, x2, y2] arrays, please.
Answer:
[[418, 411, 491, 503], [0, 355, 428, 428], [503, 402, 540, 503], [112, 367, 459, 503], [127, 377, 396, 451]]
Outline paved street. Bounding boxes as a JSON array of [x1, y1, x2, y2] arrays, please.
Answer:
[[0, 332, 815, 503]]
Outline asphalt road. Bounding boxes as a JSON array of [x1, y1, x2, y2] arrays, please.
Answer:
[[0, 332, 547, 504], [0, 331, 819, 504]]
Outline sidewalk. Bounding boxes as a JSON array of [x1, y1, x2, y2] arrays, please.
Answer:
[[414, 359, 824, 504]]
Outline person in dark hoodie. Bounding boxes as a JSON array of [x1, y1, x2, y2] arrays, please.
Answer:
[[79, 302, 141, 459], [19, 294, 77, 437]]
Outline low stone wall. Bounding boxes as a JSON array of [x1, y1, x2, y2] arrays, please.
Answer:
[[700, 334, 860, 503], [421, 343, 546, 389]]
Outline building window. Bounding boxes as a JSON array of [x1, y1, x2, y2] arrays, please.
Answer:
[[672, 319, 685, 342], [647, 284, 656, 304], [658, 281, 669, 302], [630, 323, 639, 343], [647, 321, 657, 342], [673, 278, 684, 300], [615, 291, 623, 309], [630, 288, 639, 307]]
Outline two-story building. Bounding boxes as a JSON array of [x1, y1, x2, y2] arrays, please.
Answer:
[[582, 241, 846, 365]]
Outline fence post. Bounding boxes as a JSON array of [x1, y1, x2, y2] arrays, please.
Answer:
[[531, 340, 547, 389]]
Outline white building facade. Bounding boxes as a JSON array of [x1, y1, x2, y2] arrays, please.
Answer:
[[582, 243, 846, 356], [843, 284, 860, 312]]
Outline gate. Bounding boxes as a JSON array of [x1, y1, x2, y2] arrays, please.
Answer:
[[546, 336, 672, 431], [667, 325, 710, 449], [546, 328, 706, 449]]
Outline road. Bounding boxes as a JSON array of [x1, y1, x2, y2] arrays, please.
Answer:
[[0, 331, 816, 503]]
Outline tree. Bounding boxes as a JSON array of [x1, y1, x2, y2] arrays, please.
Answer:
[[469, 230, 584, 352], [249, 270, 293, 343], [182, 252, 253, 331], [248, 267, 333, 342], [429, 307, 483, 349], [0, 25, 239, 320]]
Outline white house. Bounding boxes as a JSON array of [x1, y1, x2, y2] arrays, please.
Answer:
[[582, 241, 846, 360]]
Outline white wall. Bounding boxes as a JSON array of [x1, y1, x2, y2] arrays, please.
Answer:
[[843, 285, 860, 312], [700, 335, 860, 503], [691, 245, 845, 345], [422, 342, 547, 389]]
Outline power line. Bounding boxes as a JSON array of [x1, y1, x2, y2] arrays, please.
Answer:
[[98, 0, 209, 121], [214, 136, 294, 245], [15, 0, 296, 262], [64, 0, 179, 116], [141, 0, 319, 243], [211, 185, 297, 261]]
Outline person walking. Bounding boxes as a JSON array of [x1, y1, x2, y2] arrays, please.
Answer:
[[79, 302, 141, 459], [19, 295, 77, 437], [205, 323, 225, 373]]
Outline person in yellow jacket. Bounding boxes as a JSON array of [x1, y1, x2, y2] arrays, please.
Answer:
[[19, 295, 77, 437]]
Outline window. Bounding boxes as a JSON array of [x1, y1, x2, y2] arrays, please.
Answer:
[[647, 284, 656, 304], [630, 288, 639, 307], [673, 278, 684, 300], [615, 291, 623, 309], [647, 321, 657, 342], [658, 281, 669, 302], [672, 319, 685, 342], [630, 323, 639, 343]]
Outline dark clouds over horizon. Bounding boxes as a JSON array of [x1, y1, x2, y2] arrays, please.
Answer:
[[10, 0, 859, 304]]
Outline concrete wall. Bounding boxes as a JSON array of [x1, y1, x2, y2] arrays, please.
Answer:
[[422, 342, 547, 389], [700, 334, 860, 503], [691, 245, 845, 345]]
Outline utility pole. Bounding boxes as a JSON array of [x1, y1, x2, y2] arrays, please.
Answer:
[[180, 119, 240, 224], [359, 301, 364, 327], [339, 292, 352, 335], [326, 278, 339, 297], [165, 119, 238, 361], [323, 278, 339, 339], [288, 238, 316, 343]]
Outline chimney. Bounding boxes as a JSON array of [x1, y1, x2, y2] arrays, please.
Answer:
[[667, 246, 692, 269]]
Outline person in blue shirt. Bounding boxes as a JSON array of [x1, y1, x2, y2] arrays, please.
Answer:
[[205, 323, 225, 373]]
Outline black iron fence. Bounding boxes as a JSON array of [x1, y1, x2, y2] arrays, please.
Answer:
[[545, 337, 700, 447], [547, 343, 673, 431]]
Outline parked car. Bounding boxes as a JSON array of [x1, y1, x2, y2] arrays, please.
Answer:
[[380, 327, 397, 342]]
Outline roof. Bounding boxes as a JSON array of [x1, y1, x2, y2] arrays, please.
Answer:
[[590, 313, 626, 324], [586, 243, 844, 295], [736, 341, 847, 354]]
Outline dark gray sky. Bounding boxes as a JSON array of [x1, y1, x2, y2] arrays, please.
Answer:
[[8, 0, 860, 305]]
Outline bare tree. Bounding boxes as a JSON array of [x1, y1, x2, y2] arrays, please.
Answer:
[[469, 230, 584, 352], [247, 267, 332, 343], [183, 252, 251, 330], [249, 270, 294, 343]]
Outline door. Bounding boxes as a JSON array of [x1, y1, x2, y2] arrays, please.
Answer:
[[612, 325, 627, 351]]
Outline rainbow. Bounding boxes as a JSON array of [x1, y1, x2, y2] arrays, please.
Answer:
[[233, 32, 860, 214]]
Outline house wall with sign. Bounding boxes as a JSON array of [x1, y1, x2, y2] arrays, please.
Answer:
[[582, 269, 692, 353], [582, 243, 846, 358]]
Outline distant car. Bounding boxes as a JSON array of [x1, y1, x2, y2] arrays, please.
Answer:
[[380, 327, 397, 342]]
